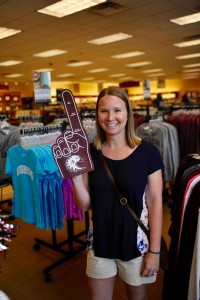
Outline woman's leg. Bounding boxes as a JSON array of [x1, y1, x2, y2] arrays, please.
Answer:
[[124, 283, 147, 300], [88, 276, 116, 300]]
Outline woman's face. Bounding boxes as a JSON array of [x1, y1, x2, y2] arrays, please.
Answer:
[[98, 94, 128, 137]]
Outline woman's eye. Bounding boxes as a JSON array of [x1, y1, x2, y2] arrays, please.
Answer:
[[115, 109, 121, 112]]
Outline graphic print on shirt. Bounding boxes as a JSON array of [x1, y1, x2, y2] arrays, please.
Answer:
[[137, 190, 149, 256], [17, 165, 33, 179], [52, 89, 94, 178]]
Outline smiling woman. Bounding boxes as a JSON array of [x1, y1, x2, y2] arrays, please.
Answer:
[[72, 86, 165, 300]]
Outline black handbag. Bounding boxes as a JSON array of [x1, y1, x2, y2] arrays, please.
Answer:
[[98, 150, 169, 271]]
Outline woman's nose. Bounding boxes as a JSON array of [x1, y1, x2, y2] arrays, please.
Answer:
[[107, 111, 114, 120]]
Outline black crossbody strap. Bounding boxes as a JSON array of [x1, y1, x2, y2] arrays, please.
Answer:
[[98, 150, 150, 240]]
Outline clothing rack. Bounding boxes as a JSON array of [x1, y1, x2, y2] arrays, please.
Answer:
[[0, 116, 13, 211], [27, 122, 90, 282], [132, 106, 150, 117], [34, 211, 89, 282], [170, 103, 200, 112], [20, 124, 62, 135]]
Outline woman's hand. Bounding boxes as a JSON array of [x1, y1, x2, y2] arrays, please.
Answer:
[[140, 252, 159, 277]]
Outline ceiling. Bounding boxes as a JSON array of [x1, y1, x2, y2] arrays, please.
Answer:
[[0, 0, 200, 85]]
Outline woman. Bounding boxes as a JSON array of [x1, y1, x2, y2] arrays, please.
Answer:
[[72, 86, 164, 300]]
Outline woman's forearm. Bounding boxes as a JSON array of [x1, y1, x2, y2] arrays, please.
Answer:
[[146, 170, 163, 251], [72, 173, 91, 211]]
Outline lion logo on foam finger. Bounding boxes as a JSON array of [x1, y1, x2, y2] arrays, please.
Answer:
[[65, 155, 86, 172]]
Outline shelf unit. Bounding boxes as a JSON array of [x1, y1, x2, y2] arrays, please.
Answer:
[[0, 91, 22, 115]]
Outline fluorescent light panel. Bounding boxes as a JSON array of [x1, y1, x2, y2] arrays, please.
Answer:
[[0, 27, 22, 40], [183, 74, 199, 79], [88, 68, 108, 73], [56, 73, 74, 77], [176, 53, 200, 59], [182, 68, 200, 73], [109, 73, 126, 77], [33, 68, 53, 72], [66, 61, 92, 67], [34, 49, 67, 57], [170, 12, 200, 25], [149, 73, 166, 77], [111, 51, 145, 59], [174, 39, 200, 47], [0, 60, 23, 66], [87, 33, 132, 45], [37, 0, 106, 18], [183, 63, 200, 68], [183, 73, 199, 76], [126, 61, 152, 67], [142, 69, 163, 73], [81, 77, 95, 81], [5, 74, 23, 78]]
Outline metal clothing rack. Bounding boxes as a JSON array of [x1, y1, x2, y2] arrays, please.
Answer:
[[132, 106, 150, 117], [34, 211, 89, 282], [28, 120, 89, 282], [170, 103, 200, 112]]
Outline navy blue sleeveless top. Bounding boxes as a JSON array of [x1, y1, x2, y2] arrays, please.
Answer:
[[89, 140, 164, 261]]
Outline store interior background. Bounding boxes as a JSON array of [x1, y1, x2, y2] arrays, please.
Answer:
[[0, 0, 199, 122], [0, 1, 199, 299]]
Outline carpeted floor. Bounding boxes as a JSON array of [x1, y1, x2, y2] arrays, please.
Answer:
[[0, 186, 171, 300]]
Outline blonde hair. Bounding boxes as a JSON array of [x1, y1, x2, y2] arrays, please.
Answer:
[[94, 86, 141, 150]]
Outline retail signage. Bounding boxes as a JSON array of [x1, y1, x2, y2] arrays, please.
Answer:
[[33, 71, 51, 103], [143, 79, 151, 100]]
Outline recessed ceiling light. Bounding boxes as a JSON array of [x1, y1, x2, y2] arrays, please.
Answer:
[[34, 49, 68, 57], [37, 0, 106, 18], [183, 63, 200, 68], [56, 73, 74, 77], [111, 51, 145, 59], [182, 74, 199, 79], [66, 61, 93, 67], [87, 33, 132, 45], [33, 68, 53, 72], [126, 61, 152, 67], [174, 39, 200, 47], [109, 73, 126, 77], [88, 68, 108, 73], [170, 12, 200, 25], [183, 72, 199, 76], [5, 74, 23, 78], [142, 69, 163, 73], [0, 27, 22, 40], [0, 60, 23, 66], [148, 73, 166, 77], [175, 53, 200, 59], [182, 68, 200, 73], [81, 77, 95, 81]]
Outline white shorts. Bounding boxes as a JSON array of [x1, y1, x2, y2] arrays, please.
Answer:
[[86, 250, 157, 286]]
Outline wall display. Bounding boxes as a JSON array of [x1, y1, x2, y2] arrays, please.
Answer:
[[33, 71, 51, 103], [12, 95, 20, 102], [4, 95, 11, 102]]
